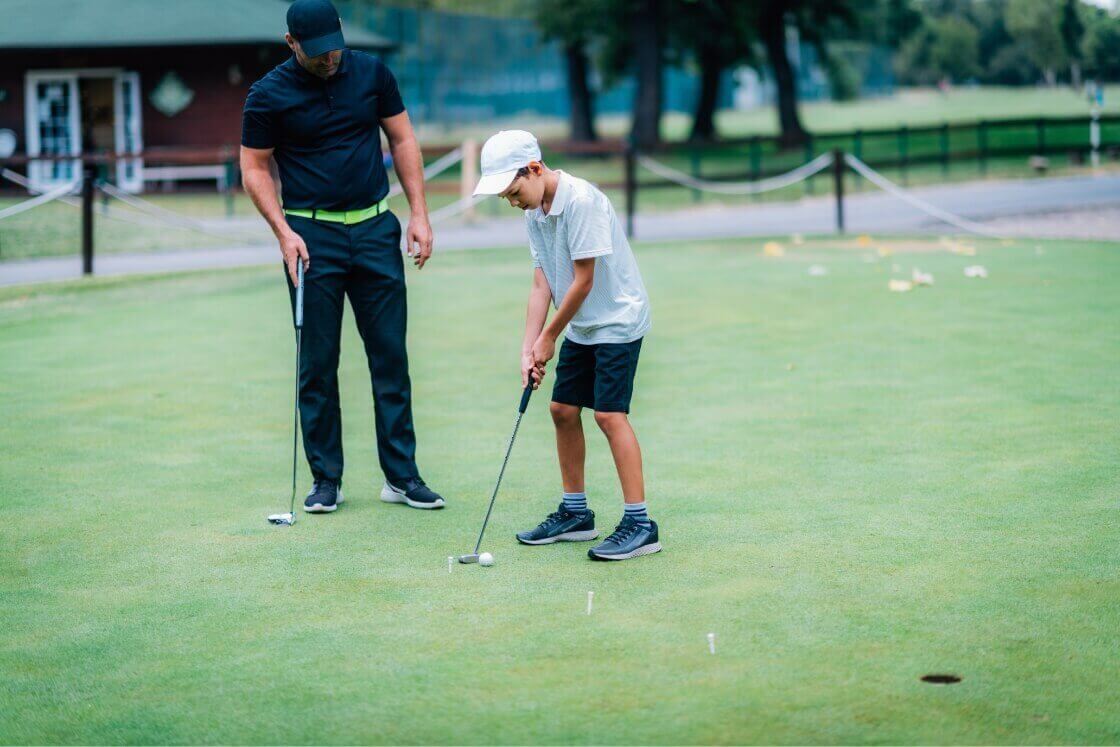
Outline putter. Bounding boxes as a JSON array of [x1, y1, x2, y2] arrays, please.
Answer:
[[268, 261, 305, 526], [459, 380, 535, 563]]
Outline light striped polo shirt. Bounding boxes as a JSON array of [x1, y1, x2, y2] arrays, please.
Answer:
[[526, 171, 651, 345]]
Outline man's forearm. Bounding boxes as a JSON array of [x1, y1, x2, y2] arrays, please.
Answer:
[[390, 135, 429, 219], [244, 167, 294, 240], [543, 282, 592, 341]]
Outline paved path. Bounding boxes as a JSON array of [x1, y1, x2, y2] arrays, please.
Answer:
[[3, 173, 1118, 288]]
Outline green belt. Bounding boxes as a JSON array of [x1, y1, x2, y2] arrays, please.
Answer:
[[284, 198, 389, 225]]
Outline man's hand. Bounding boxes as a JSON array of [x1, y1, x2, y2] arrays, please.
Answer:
[[521, 352, 546, 389], [406, 215, 434, 269], [280, 231, 310, 286], [531, 333, 556, 371]]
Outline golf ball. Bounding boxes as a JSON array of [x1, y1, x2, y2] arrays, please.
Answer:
[[479, 552, 494, 567]]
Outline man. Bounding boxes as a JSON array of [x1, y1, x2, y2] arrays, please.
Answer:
[[241, 0, 445, 514]]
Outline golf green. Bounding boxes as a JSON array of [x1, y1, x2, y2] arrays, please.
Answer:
[[1, 235, 1118, 744]]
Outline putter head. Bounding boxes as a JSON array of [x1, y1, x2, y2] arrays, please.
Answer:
[[458, 554, 480, 564], [268, 512, 295, 526]]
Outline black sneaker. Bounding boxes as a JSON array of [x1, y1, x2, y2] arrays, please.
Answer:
[[303, 479, 344, 513], [381, 477, 445, 510], [516, 504, 599, 545], [588, 516, 661, 561]]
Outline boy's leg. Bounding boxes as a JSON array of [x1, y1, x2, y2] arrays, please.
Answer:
[[549, 338, 596, 498], [592, 411, 644, 505], [550, 402, 586, 494], [587, 339, 660, 561], [515, 340, 599, 545]]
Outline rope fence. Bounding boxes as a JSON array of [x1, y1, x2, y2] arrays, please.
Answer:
[[0, 179, 79, 221], [844, 154, 1005, 238], [637, 152, 835, 195], [387, 146, 463, 199], [97, 180, 268, 244], [1, 146, 1016, 277]]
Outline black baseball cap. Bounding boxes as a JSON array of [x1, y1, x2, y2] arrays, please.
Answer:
[[286, 0, 346, 58]]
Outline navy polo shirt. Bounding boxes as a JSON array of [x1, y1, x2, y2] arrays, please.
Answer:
[[241, 49, 405, 211]]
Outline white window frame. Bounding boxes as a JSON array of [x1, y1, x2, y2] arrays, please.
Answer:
[[114, 71, 144, 192], [24, 71, 81, 191], [24, 68, 145, 193]]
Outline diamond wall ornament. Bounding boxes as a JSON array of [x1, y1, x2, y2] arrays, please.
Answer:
[[149, 72, 194, 117]]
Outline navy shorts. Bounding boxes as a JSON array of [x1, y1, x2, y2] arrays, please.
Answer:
[[551, 337, 643, 413]]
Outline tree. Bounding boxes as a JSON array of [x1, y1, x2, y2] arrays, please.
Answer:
[[628, 0, 666, 149], [761, 0, 864, 147], [536, 0, 605, 142], [1082, 7, 1120, 81], [1059, 0, 1085, 87], [667, 0, 756, 142], [758, 1, 808, 147], [1005, 0, 1067, 85], [929, 16, 981, 82]]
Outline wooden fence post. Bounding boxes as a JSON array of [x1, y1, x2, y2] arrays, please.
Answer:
[[459, 139, 479, 222], [978, 119, 988, 176], [899, 125, 909, 186], [940, 122, 950, 177], [624, 144, 636, 239], [81, 163, 94, 276], [689, 147, 701, 204], [749, 137, 762, 202], [803, 135, 815, 196]]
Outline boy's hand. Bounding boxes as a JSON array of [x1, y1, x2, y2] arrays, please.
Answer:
[[521, 353, 546, 389], [531, 334, 556, 370]]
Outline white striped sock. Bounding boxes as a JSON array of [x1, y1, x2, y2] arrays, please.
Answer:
[[563, 492, 588, 514], [623, 502, 650, 527]]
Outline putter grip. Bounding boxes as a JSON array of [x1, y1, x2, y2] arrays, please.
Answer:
[[294, 262, 305, 329], [519, 380, 534, 413]]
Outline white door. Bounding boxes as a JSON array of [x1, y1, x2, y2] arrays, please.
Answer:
[[25, 73, 81, 191], [114, 72, 144, 192]]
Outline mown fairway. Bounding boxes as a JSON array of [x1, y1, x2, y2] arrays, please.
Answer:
[[1, 235, 1118, 744]]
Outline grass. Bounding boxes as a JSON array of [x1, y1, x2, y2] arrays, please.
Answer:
[[2, 233, 1119, 744]]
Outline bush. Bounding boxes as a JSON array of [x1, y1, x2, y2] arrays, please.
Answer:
[[1083, 17, 1120, 81], [987, 40, 1041, 84], [825, 53, 862, 102]]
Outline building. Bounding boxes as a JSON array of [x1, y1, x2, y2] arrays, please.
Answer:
[[0, 0, 393, 192]]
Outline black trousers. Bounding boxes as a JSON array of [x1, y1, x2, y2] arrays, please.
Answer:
[[285, 211, 418, 486]]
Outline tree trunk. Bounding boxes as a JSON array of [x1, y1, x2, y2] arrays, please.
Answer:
[[565, 42, 598, 143], [760, 4, 808, 148], [629, 1, 663, 151], [689, 46, 723, 142]]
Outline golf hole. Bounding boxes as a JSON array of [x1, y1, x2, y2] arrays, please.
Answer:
[[921, 674, 961, 684]]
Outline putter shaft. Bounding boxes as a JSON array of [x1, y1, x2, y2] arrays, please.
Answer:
[[271, 262, 304, 526], [463, 382, 534, 559]]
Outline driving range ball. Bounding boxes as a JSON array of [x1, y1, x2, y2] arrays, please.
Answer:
[[479, 552, 494, 566]]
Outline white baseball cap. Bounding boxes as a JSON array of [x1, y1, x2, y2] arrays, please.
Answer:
[[472, 130, 542, 196]]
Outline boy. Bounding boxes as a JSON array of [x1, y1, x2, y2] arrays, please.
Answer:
[[472, 130, 660, 561]]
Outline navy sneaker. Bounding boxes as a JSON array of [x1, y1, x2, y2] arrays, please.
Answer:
[[588, 517, 661, 561], [303, 479, 344, 513], [516, 504, 599, 545], [381, 477, 445, 510]]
